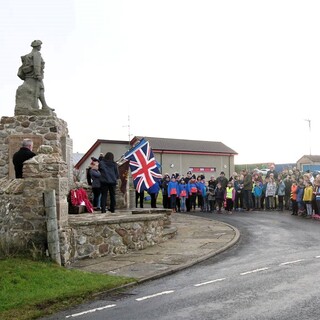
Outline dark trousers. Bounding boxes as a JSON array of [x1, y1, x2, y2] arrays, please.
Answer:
[[208, 199, 215, 212], [100, 184, 116, 213], [278, 195, 284, 211], [162, 194, 169, 208], [235, 192, 243, 209], [226, 198, 233, 211], [197, 194, 203, 208], [243, 190, 253, 210], [216, 198, 223, 211], [176, 197, 181, 211], [292, 199, 298, 215], [190, 193, 197, 210], [92, 187, 101, 208], [186, 197, 191, 212], [170, 194, 177, 209], [135, 190, 144, 208], [150, 193, 157, 208]]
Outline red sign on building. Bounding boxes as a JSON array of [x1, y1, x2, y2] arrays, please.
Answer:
[[189, 167, 216, 173]]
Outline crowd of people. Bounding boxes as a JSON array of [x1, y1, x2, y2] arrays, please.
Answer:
[[13, 139, 320, 220], [157, 165, 320, 219]]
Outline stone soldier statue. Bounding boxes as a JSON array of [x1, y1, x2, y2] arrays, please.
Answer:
[[15, 40, 54, 114]]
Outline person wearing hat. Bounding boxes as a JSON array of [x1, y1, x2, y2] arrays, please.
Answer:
[[89, 158, 101, 211], [188, 174, 198, 211], [17, 40, 53, 111], [178, 178, 188, 212], [216, 171, 228, 190], [161, 174, 171, 209], [168, 174, 179, 212]]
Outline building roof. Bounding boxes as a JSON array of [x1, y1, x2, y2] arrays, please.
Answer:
[[74, 136, 237, 169], [72, 152, 85, 166], [132, 136, 237, 155], [74, 139, 128, 169], [297, 155, 320, 163]]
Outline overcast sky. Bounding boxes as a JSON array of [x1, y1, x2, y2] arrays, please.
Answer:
[[1, 0, 319, 165]]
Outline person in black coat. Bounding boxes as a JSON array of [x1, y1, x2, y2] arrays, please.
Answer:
[[99, 152, 119, 213], [12, 139, 36, 178]]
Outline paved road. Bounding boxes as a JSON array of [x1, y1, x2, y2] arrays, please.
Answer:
[[43, 210, 320, 320]]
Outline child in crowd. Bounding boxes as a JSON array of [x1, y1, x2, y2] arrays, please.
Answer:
[[290, 180, 298, 215], [313, 174, 320, 217], [262, 177, 269, 210], [314, 176, 320, 219], [89, 158, 101, 211], [161, 174, 170, 209], [303, 180, 313, 217], [215, 183, 225, 213], [197, 177, 207, 212], [175, 173, 181, 212], [207, 185, 216, 212], [296, 178, 305, 215], [196, 175, 204, 210], [277, 176, 286, 211], [233, 174, 243, 211], [265, 177, 277, 210], [168, 174, 179, 213], [253, 181, 262, 210], [225, 181, 235, 213], [178, 178, 188, 212], [188, 175, 198, 211]]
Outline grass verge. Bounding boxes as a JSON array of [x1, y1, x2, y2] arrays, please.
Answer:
[[0, 258, 136, 320]]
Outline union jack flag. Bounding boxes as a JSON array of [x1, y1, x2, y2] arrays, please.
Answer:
[[124, 138, 162, 192]]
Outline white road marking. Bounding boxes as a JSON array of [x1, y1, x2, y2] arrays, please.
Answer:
[[279, 259, 304, 266], [66, 255, 319, 316], [240, 267, 269, 275], [194, 278, 226, 287], [65, 304, 116, 318], [136, 290, 175, 301]]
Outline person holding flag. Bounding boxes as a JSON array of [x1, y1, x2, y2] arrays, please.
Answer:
[[124, 138, 163, 205]]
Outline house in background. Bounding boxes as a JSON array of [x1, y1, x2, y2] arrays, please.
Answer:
[[296, 155, 320, 172], [132, 136, 237, 178], [74, 136, 237, 182], [74, 139, 130, 181]]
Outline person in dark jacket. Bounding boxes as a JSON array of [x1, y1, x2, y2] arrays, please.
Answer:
[[12, 138, 36, 178], [215, 183, 225, 213], [99, 152, 119, 213], [161, 174, 170, 208], [90, 158, 101, 211]]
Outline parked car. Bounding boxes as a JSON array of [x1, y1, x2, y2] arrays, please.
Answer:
[[253, 168, 270, 175]]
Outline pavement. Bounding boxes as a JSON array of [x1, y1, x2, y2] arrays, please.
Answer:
[[68, 212, 240, 283]]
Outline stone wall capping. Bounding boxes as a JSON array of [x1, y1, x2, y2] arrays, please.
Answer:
[[68, 212, 165, 227]]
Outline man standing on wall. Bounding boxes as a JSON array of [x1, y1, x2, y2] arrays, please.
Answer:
[[12, 139, 36, 178]]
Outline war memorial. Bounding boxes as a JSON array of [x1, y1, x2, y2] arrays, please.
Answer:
[[0, 41, 173, 266]]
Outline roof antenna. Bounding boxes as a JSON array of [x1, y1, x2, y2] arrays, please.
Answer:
[[123, 114, 132, 148], [304, 119, 311, 155]]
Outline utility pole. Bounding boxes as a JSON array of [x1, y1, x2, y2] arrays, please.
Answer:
[[123, 114, 132, 148], [304, 119, 311, 155]]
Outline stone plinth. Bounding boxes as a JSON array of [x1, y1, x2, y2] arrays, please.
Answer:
[[0, 146, 69, 259], [65, 212, 165, 264], [0, 114, 72, 184]]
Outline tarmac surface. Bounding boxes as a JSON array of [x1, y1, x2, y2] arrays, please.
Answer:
[[68, 212, 240, 283]]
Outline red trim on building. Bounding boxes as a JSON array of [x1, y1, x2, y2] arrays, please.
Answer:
[[153, 150, 233, 156], [189, 167, 216, 173]]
